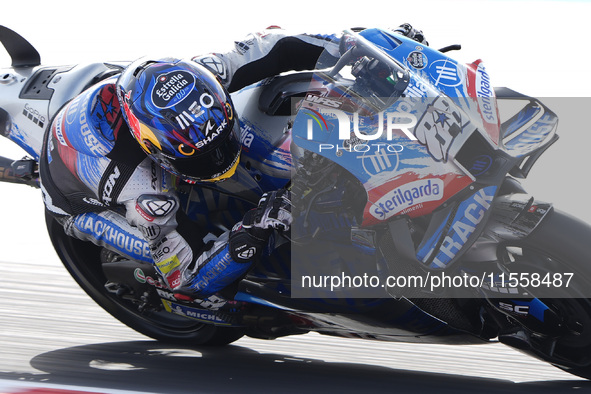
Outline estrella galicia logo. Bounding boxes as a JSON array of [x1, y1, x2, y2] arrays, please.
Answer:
[[468, 154, 493, 176], [151, 71, 195, 109], [407, 51, 427, 70]]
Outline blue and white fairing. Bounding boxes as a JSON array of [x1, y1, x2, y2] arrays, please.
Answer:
[[291, 29, 501, 227], [290, 28, 558, 270]]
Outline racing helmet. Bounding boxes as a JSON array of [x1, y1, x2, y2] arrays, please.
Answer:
[[116, 57, 241, 183]]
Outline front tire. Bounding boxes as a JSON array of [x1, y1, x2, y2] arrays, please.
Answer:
[[502, 208, 591, 377], [46, 212, 244, 346]]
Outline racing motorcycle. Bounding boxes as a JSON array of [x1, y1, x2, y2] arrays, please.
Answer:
[[2, 25, 591, 379]]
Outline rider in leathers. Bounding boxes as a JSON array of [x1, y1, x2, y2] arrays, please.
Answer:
[[39, 25, 427, 302]]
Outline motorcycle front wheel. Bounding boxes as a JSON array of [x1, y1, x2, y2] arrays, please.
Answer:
[[45, 212, 245, 346], [500, 208, 591, 378]]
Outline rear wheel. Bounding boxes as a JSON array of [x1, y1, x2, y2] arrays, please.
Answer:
[[46, 213, 244, 346]]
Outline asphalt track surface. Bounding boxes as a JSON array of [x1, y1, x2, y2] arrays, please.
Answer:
[[2, 190, 591, 394]]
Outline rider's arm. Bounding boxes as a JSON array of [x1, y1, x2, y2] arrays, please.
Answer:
[[59, 181, 256, 298], [174, 189, 292, 297], [123, 192, 258, 297], [123, 193, 196, 290], [122, 188, 290, 298], [193, 27, 341, 92]]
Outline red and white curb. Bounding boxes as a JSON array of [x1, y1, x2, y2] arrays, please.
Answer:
[[0, 379, 147, 394]]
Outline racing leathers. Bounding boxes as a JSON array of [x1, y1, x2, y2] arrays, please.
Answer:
[[39, 27, 339, 299]]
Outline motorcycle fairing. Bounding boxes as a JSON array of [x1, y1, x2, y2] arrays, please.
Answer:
[[234, 283, 483, 341], [0, 62, 123, 160], [292, 82, 478, 226], [237, 116, 293, 189], [292, 29, 505, 228], [416, 185, 497, 268], [359, 28, 501, 146], [495, 87, 559, 162], [462, 192, 553, 263], [291, 29, 560, 272], [230, 76, 297, 191]]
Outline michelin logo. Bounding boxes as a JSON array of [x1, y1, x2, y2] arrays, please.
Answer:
[[370, 179, 444, 220], [164, 300, 230, 324]]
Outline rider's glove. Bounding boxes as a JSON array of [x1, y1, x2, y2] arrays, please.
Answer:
[[392, 23, 429, 46], [246, 189, 292, 232], [229, 189, 292, 263]]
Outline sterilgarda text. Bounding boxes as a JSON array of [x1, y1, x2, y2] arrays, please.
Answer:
[[370, 178, 443, 220]]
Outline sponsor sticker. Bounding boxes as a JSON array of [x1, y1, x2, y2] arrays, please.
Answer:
[[167, 269, 181, 288], [429, 59, 464, 87], [156, 255, 181, 274], [53, 112, 68, 146], [73, 214, 152, 262], [474, 63, 498, 125], [101, 166, 121, 205], [174, 92, 215, 130], [467, 154, 493, 176], [237, 246, 257, 260], [358, 147, 400, 175], [241, 128, 254, 149], [151, 71, 196, 109], [161, 300, 232, 325], [134, 268, 146, 283], [505, 112, 557, 153], [23, 103, 46, 128], [304, 94, 343, 109], [197, 55, 227, 80], [138, 196, 176, 217], [139, 224, 161, 241], [152, 245, 171, 261], [370, 178, 444, 221], [82, 197, 105, 207], [407, 51, 427, 69]]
